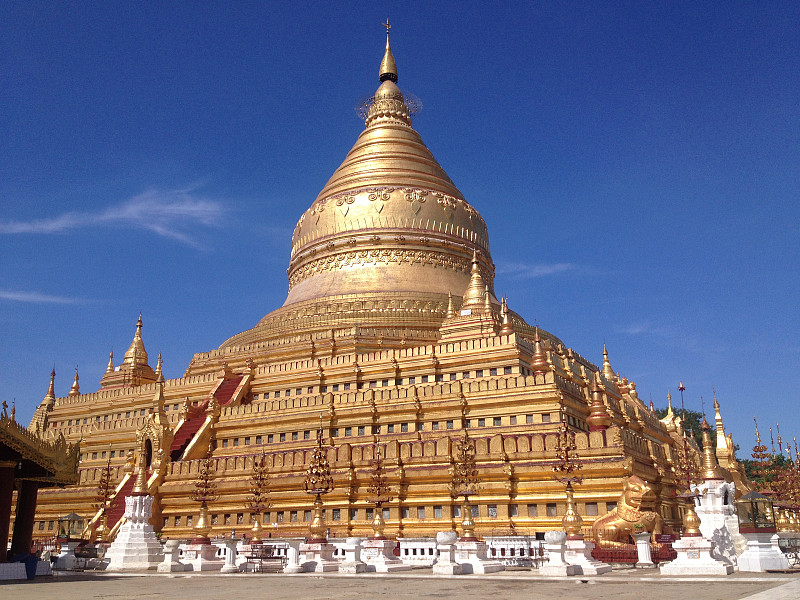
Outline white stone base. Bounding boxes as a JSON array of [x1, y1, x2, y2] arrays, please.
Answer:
[[660, 536, 734, 575], [298, 542, 339, 572], [361, 539, 411, 572], [53, 541, 82, 570], [180, 543, 224, 572], [157, 540, 188, 573], [564, 538, 611, 575], [454, 540, 505, 574], [737, 533, 790, 572], [433, 543, 464, 575], [36, 560, 53, 576], [105, 494, 163, 571], [338, 538, 366, 573], [539, 533, 579, 577]]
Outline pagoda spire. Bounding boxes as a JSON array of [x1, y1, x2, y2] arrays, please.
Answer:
[[483, 284, 492, 315], [379, 19, 398, 83], [712, 390, 732, 466], [105, 351, 114, 375], [155, 353, 163, 382], [587, 372, 612, 431], [700, 414, 725, 480], [122, 312, 149, 367], [461, 251, 487, 310], [499, 297, 513, 336], [445, 291, 455, 319], [530, 327, 549, 374], [44, 367, 56, 406], [69, 367, 80, 397], [601, 344, 617, 382]]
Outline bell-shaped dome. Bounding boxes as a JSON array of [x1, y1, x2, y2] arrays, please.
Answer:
[[284, 33, 493, 307], [219, 32, 495, 348]]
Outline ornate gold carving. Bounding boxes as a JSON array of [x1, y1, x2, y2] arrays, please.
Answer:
[[288, 248, 472, 290], [0, 412, 79, 485]]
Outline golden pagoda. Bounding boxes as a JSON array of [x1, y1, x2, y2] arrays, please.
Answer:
[[20, 29, 752, 544]]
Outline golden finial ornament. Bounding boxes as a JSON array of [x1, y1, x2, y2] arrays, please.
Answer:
[[449, 428, 479, 540], [132, 455, 148, 495], [461, 251, 487, 311], [123, 312, 149, 367], [69, 367, 80, 397], [105, 351, 114, 374], [601, 344, 616, 382], [379, 20, 397, 83], [366, 444, 393, 539], [553, 413, 584, 537], [304, 422, 334, 542], [530, 327, 549, 374], [587, 373, 612, 431], [154, 352, 163, 382], [499, 297, 513, 336], [246, 449, 271, 542], [191, 449, 219, 541], [445, 291, 455, 319], [700, 415, 724, 480]]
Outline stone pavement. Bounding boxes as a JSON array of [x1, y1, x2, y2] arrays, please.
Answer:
[[1, 570, 799, 600]]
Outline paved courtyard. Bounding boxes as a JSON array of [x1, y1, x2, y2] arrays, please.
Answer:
[[2, 571, 799, 600]]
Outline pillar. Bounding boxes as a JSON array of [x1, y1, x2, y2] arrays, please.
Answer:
[[0, 462, 16, 562], [10, 480, 39, 558]]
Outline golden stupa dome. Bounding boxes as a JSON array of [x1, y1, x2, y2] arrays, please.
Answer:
[[218, 31, 496, 348], [284, 33, 492, 307]]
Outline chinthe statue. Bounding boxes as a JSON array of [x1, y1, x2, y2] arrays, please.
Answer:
[[592, 475, 664, 548]]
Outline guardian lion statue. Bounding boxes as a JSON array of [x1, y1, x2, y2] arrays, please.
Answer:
[[592, 475, 664, 547]]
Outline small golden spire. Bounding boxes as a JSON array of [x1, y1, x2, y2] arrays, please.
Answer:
[[601, 344, 617, 382], [379, 20, 397, 83], [483, 284, 492, 315], [105, 351, 114, 375], [132, 458, 148, 495], [123, 312, 149, 367], [461, 251, 486, 310], [445, 291, 455, 319], [44, 367, 56, 405], [587, 373, 612, 431], [155, 353, 163, 382], [700, 414, 724, 480], [530, 327, 549, 373], [69, 367, 80, 397], [499, 297, 513, 336]]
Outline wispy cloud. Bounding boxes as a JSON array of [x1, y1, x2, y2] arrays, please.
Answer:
[[0, 187, 226, 248], [0, 290, 84, 304], [496, 262, 574, 279]]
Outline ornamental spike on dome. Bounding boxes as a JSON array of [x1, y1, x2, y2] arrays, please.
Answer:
[[446, 291, 455, 319], [155, 353, 163, 382], [379, 20, 397, 83], [461, 251, 487, 310], [105, 351, 114, 375]]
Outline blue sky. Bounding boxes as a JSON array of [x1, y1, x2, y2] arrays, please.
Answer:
[[2, 2, 798, 457]]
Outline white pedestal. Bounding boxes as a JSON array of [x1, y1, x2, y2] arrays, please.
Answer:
[[564, 538, 611, 575], [180, 542, 225, 571], [157, 539, 188, 572], [633, 531, 655, 568], [737, 532, 790, 572], [338, 537, 366, 574], [298, 541, 339, 572], [361, 538, 411, 572], [660, 535, 734, 575], [539, 531, 579, 576], [454, 540, 505, 574], [105, 494, 163, 571], [220, 538, 241, 573], [282, 539, 304, 573], [53, 541, 81, 570], [433, 542, 464, 575], [693, 479, 743, 565]]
